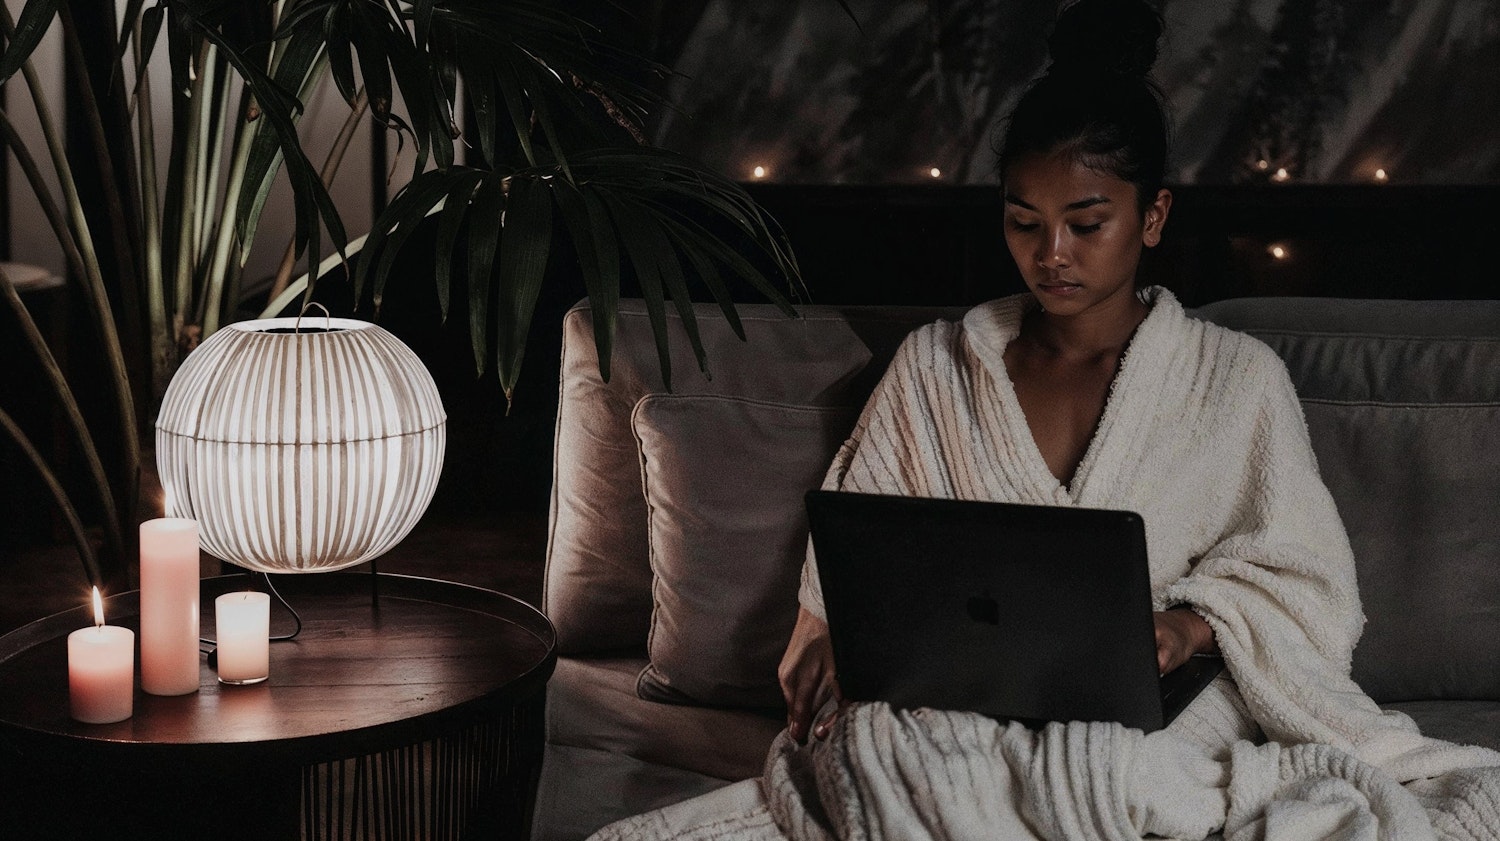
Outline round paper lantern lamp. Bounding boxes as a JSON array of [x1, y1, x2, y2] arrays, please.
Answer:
[[155, 318, 446, 572]]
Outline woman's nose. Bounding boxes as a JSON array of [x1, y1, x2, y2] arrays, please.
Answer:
[[1038, 228, 1070, 268]]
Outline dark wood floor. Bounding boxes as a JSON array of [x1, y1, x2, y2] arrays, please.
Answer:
[[0, 506, 549, 637]]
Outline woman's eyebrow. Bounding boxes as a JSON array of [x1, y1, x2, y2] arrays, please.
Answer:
[[1002, 194, 1112, 211]]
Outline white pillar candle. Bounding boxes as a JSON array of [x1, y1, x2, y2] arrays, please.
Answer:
[[139, 518, 201, 695], [214, 591, 270, 685], [68, 587, 134, 724]]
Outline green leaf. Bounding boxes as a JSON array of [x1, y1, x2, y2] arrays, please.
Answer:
[[109, 0, 149, 81], [322, 7, 358, 103], [602, 191, 674, 391], [495, 174, 554, 400], [0, 0, 61, 85], [197, 16, 347, 286], [433, 169, 485, 323], [350, 6, 392, 121], [553, 181, 615, 379], [354, 166, 465, 304], [621, 197, 707, 375], [131, 5, 168, 104], [464, 171, 507, 376], [491, 50, 537, 168], [512, 56, 570, 181], [664, 218, 745, 341], [414, 0, 436, 50], [234, 25, 323, 245], [362, 171, 455, 311]]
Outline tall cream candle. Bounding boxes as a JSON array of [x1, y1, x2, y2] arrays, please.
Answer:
[[139, 518, 201, 695], [68, 587, 134, 724], [215, 591, 270, 685]]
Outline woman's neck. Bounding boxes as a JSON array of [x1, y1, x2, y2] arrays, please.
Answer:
[[1022, 288, 1150, 361]]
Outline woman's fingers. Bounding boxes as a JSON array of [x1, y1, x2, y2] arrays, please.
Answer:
[[784, 666, 829, 742], [779, 607, 836, 743]]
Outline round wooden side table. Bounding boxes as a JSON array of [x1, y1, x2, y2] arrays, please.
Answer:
[[0, 572, 556, 840]]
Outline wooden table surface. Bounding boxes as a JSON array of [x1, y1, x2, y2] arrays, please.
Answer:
[[0, 572, 554, 758], [0, 572, 556, 839]]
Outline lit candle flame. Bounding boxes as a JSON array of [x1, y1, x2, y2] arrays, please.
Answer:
[[1269, 244, 1288, 260], [1271, 167, 1291, 183], [1374, 168, 1388, 182], [752, 165, 767, 179], [928, 167, 942, 179], [91, 586, 105, 628]]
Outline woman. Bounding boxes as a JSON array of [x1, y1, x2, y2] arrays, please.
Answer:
[[595, 2, 1500, 838], [781, 0, 1211, 742]]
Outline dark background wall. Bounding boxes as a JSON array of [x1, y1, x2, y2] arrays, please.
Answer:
[[5, 1, 1499, 547]]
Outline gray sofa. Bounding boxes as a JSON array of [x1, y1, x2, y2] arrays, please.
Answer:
[[531, 296, 1500, 841]]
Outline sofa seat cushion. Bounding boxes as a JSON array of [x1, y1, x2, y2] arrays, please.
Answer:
[[531, 743, 741, 841], [546, 655, 785, 782], [1382, 700, 1500, 753]]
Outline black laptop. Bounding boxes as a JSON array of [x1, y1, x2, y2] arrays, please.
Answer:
[[805, 490, 1223, 733]]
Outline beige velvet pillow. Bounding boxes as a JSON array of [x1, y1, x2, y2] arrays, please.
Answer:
[[631, 394, 857, 709]]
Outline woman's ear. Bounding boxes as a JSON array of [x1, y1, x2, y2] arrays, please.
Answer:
[[1142, 188, 1173, 247]]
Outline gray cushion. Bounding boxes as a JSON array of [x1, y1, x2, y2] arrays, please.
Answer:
[[547, 301, 963, 655], [1194, 298, 1500, 703], [633, 395, 857, 709]]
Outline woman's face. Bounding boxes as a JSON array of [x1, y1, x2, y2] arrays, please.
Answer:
[[1002, 151, 1171, 320]]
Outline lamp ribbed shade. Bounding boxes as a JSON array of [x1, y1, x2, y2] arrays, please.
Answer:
[[155, 318, 446, 572]]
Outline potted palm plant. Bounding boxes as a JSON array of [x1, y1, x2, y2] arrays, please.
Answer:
[[0, 0, 850, 589]]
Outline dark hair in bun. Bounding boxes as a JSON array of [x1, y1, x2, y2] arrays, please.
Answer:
[[999, 0, 1170, 212]]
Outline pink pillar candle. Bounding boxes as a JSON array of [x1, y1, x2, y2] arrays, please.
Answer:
[[139, 518, 201, 695], [68, 588, 134, 724], [215, 592, 270, 685]]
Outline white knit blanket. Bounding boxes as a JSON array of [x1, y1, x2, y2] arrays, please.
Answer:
[[592, 289, 1500, 841]]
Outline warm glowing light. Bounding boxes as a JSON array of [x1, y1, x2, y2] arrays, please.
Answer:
[[1374, 168, 1389, 182], [1271, 168, 1290, 183], [91, 586, 105, 628], [1269, 245, 1288, 260], [928, 167, 942, 178], [1257, 159, 1270, 171], [752, 165, 767, 179]]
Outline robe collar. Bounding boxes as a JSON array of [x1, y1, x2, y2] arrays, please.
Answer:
[[959, 286, 1186, 505]]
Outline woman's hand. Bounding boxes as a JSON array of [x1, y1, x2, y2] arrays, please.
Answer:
[[1153, 607, 1217, 674], [778, 606, 842, 742]]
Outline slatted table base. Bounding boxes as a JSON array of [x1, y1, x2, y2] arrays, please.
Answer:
[[301, 697, 544, 841]]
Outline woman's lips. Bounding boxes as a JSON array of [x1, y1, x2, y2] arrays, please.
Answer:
[[1037, 282, 1082, 296]]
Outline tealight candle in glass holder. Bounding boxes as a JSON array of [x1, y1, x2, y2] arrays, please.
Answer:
[[215, 591, 270, 685]]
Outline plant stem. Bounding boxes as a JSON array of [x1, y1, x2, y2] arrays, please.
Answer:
[[0, 5, 140, 541], [135, 14, 169, 404], [0, 260, 125, 580], [59, 3, 149, 422], [201, 84, 262, 337], [0, 406, 110, 589], [173, 40, 210, 335]]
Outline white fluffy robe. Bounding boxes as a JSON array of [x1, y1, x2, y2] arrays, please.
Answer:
[[592, 289, 1500, 841]]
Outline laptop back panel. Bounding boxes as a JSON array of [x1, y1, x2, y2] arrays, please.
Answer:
[[806, 490, 1168, 732]]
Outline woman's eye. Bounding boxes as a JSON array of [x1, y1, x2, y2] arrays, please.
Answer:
[[1007, 220, 1039, 232], [1071, 222, 1103, 234]]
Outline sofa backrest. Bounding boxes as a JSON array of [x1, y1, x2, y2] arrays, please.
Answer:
[[548, 296, 1500, 706], [1193, 297, 1500, 703]]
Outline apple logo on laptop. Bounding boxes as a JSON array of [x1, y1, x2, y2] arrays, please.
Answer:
[[966, 591, 1000, 625]]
